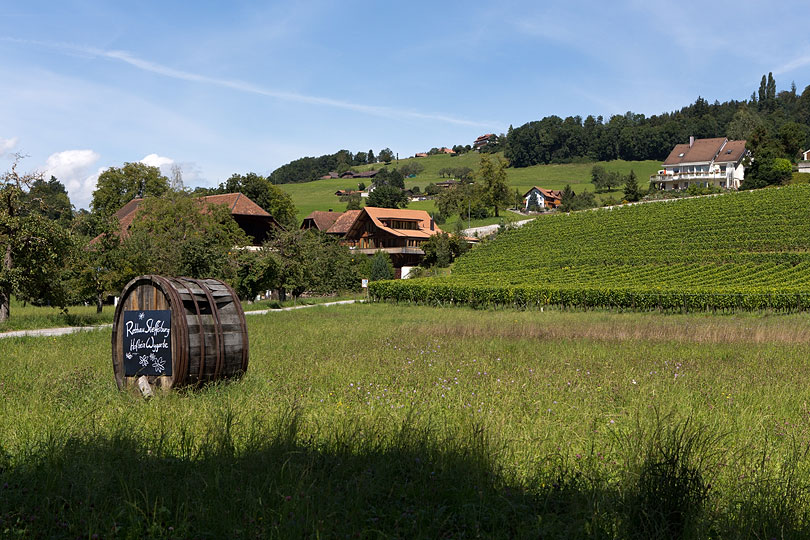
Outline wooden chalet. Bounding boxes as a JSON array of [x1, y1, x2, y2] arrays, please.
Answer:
[[95, 193, 282, 247], [343, 207, 442, 276]]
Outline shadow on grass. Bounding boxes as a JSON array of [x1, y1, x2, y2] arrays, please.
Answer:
[[2, 410, 810, 539]]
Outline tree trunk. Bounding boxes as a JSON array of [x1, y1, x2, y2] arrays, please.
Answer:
[[1, 241, 11, 323], [0, 288, 9, 324], [96, 292, 104, 314]]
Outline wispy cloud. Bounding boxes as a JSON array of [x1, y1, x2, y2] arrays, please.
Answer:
[[4, 38, 499, 129], [774, 52, 810, 75]]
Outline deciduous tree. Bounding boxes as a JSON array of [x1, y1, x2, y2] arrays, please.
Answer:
[[91, 162, 170, 218], [217, 172, 298, 229], [25, 176, 73, 225], [120, 192, 248, 282], [367, 184, 409, 209], [476, 155, 510, 217], [1, 155, 74, 323]]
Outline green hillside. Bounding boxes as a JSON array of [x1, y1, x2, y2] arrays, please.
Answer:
[[371, 185, 810, 311], [279, 153, 660, 225]]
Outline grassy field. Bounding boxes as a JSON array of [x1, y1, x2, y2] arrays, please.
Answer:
[[0, 297, 115, 332], [3, 303, 810, 538], [279, 153, 661, 226], [0, 293, 368, 332]]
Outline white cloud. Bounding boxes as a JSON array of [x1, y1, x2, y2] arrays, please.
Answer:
[[140, 153, 173, 168], [0, 136, 18, 156], [42, 149, 100, 210]]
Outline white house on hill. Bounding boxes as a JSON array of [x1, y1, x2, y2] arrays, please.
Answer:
[[650, 137, 748, 190], [799, 149, 810, 174]]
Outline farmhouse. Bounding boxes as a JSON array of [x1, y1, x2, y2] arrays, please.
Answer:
[[523, 187, 562, 210], [473, 133, 496, 151], [97, 193, 282, 247], [650, 137, 748, 190], [342, 207, 443, 277]]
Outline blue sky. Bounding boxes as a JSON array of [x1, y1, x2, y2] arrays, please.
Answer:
[[2, 0, 809, 209]]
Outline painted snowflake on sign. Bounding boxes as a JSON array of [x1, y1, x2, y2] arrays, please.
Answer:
[[139, 355, 149, 367], [152, 357, 166, 373], [125, 352, 133, 360], [139, 312, 145, 320]]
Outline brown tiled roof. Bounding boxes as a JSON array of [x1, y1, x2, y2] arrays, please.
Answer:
[[197, 193, 271, 217], [523, 186, 562, 200], [93, 192, 273, 243], [662, 137, 727, 165], [301, 210, 342, 231], [347, 207, 442, 240], [326, 209, 361, 235], [713, 140, 747, 163], [113, 198, 143, 234], [475, 133, 494, 142]]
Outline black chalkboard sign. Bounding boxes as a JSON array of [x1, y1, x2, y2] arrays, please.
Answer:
[[122, 310, 172, 377]]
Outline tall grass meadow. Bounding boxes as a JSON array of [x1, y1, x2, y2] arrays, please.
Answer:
[[3, 303, 810, 537]]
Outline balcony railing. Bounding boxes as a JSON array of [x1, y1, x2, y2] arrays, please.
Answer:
[[650, 171, 731, 182], [354, 247, 425, 255]]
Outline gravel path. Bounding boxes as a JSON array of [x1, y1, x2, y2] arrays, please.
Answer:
[[462, 218, 535, 238], [0, 300, 360, 339]]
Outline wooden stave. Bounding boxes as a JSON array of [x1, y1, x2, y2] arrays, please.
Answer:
[[112, 275, 248, 391]]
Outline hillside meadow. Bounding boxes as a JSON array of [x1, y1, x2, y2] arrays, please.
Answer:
[[3, 303, 810, 538], [279, 153, 661, 225]]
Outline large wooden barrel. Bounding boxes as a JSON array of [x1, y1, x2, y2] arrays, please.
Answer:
[[111, 275, 248, 391]]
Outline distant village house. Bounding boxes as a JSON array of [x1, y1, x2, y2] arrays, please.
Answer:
[[798, 149, 810, 174], [473, 134, 497, 151], [523, 187, 562, 210]]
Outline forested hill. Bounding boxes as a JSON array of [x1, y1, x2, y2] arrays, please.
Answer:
[[505, 74, 810, 167], [269, 74, 810, 183], [269, 148, 394, 185]]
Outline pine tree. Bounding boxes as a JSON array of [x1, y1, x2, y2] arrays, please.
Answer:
[[369, 251, 394, 281], [758, 75, 767, 106], [623, 170, 641, 202]]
